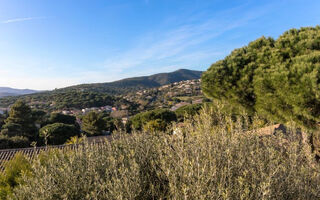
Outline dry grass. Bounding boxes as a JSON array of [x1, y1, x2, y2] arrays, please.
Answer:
[[12, 105, 320, 200]]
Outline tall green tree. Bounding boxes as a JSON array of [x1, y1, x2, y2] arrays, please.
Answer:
[[1, 101, 37, 140], [48, 113, 77, 125], [31, 110, 47, 126], [201, 26, 320, 156], [130, 109, 177, 131], [202, 26, 320, 128], [47, 112, 80, 131], [39, 123, 79, 145], [81, 111, 107, 136]]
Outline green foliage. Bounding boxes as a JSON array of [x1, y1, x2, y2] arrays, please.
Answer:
[[4, 101, 33, 128], [31, 110, 47, 125], [202, 26, 320, 128], [39, 123, 79, 145], [0, 91, 115, 111], [48, 113, 76, 125], [81, 111, 108, 136], [0, 135, 29, 149], [124, 79, 203, 113], [0, 114, 5, 130], [130, 109, 177, 131], [46, 113, 80, 136], [0, 153, 31, 199], [77, 68, 201, 90], [13, 108, 320, 199], [52, 91, 115, 110], [143, 119, 167, 132], [175, 103, 203, 121], [0, 70, 202, 111], [1, 101, 37, 140], [65, 135, 85, 145], [0, 123, 23, 138]]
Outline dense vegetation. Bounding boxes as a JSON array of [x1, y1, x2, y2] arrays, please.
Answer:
[[130, 109, 177, 132], [0, 101, 38, 147], [0, 101, 120, 149], [0, 69, 202, 109], [202, 26, 320, 128], [39, 123, 80, 145], [123, 79, 203, 112], [2, 106, 319, 199], [65, 69, 202, 92], [0, 91, 116, 111], [175, 103, 203, 121], [0, 94, 202, 149], [81, 111, 115, 135], [0, 153, 31, 199]]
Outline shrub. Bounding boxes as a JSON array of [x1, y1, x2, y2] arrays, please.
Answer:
[[175, 103, 203, 121], [0, 135, 29, 149], [13, 107, 320, 199], [0, 153, 31, 199], [143, 119, 167, 132], [65, 135, 85, 145], [130, 109, 177, 131]]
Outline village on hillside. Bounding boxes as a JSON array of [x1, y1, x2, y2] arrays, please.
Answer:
[[0, 79, 205, 127]]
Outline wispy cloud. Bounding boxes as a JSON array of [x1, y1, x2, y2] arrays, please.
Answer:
[[1, 17, 45, 24], [0, 2, 276, 89], [101, 3, 272, 78]]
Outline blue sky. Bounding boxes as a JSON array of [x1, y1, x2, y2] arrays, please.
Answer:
[[0, 0, 319, 90]]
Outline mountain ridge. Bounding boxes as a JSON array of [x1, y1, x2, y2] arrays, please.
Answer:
[[0, 69, 203, 107], [61, 69, 203, 93], [0, 87, 39, 98]]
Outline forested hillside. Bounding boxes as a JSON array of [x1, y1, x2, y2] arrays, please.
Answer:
[[0, 69, 202, 109], [60, 69, 202, 93]]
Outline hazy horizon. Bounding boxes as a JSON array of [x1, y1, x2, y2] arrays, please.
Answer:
[[1, 0, 320, 90]]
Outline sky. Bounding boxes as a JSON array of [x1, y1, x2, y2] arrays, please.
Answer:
[[0, 0, 319, 90]]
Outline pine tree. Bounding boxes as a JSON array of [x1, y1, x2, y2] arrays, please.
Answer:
[[81, 111, 106, 136], [1, 101, 37, 140], [202, 26, 320, 128]]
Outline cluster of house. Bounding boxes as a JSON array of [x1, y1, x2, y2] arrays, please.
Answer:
[[81, 105, 115, 114], [159, 79, 200, 91], [60, 105, 117, 116]]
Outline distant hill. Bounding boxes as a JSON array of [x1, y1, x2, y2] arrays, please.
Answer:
[[62, 69, 203, 93], [0, 69, 203, 108], [108, 69, 202, 87], [0, 87, 38, 98]]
